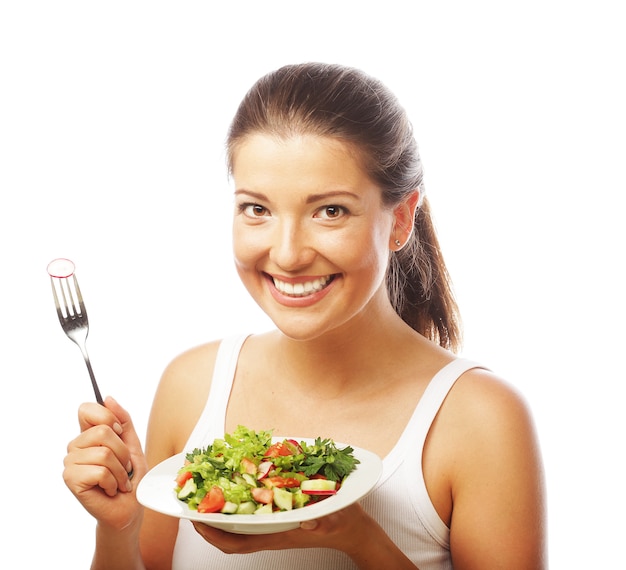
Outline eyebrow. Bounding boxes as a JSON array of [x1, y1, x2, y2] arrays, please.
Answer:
[[234, 189, 360, 203], [305, 190, 360, 203], [234, 189, 267, 200]]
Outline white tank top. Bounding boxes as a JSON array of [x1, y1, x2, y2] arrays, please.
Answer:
[[172, 335, 480, 569]]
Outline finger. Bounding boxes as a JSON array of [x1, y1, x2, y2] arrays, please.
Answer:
[[191, 523, 263, 554], [103, 396, 148, 481], [69, 422, 127, 454], [68, 423, 132, 472], [77, 438, 132, 482], [77, 401, 123, 435], [191, 522, 312, 554], [64, 451, 132, 497], [67, 420, 134, 491]]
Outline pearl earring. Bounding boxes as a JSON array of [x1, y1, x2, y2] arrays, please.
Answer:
[[394, 239, 401, 247]]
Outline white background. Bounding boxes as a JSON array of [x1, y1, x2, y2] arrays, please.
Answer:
[[1, 2, 624, 568]]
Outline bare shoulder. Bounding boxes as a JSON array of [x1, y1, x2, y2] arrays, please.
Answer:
[[438, 367, 543, 482], [435, 367, 547, 568], [446, 367, 536, 431], [161, 341, 222, 385], [425, 365, 541, 490], [145, 340, 222, 464]]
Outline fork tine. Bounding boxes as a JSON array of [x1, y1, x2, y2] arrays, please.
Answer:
[[65, 276, 78, 317], [51, 276, 67, 320], [61, 277, 73, 317], [51, 276, 60, 311], [72, 274, 86, 318]]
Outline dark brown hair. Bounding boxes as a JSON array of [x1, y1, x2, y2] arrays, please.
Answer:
[[227, 63, 462, 351]]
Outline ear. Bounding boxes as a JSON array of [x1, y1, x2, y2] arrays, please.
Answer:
[[390, 189, 420, 250]]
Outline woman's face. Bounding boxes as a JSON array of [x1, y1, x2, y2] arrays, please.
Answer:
[[231, 133, 400, 341]]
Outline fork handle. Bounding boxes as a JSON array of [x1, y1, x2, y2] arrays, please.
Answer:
[[78, 347, 104, 405], [84, 357, 104, 405]]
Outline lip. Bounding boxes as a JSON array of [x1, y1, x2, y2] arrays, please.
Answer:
[[265, 273, 337, 307]]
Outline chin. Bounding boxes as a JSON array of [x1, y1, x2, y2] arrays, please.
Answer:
[[270, 313, 352, 343]]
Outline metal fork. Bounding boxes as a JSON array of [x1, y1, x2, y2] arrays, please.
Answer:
[[50, 269, 104, 405]]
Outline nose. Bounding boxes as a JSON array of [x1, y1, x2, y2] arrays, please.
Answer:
[[269, 219, 315, 271]]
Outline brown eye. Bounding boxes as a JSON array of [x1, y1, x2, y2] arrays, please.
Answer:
[[241, 203, 269, 217], [317, 205, 346, 219]]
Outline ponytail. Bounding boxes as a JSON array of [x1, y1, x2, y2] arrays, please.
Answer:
[[387, 198, 462, 352]]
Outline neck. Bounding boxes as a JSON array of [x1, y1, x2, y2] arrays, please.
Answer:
[[269, 298, 423, 395]]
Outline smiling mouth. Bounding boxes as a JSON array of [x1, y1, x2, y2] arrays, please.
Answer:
[[271, 275, 334, 297]]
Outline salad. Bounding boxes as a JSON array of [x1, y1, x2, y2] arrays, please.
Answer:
[[174, 425, 360, 515]]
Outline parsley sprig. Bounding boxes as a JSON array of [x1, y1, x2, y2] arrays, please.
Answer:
[[300, 437, 360, 481]]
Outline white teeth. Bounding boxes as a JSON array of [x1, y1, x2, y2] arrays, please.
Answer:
[[273, 276, 332, 297]]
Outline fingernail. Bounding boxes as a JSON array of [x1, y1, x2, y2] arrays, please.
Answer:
[[126, 479, 133, 492], [126, 461, 133, 473], [113, 422, 123, 435]]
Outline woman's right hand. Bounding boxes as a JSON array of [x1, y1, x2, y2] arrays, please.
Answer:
[[63, 396, 148, 531]]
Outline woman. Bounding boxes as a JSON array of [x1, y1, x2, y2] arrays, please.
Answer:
[[64, 63, 546, 569]]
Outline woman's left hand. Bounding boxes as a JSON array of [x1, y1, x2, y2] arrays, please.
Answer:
[[192, 502, 369, 556]]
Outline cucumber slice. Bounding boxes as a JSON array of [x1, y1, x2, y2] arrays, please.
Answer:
[[301, 479, 337, 492], [236, 501, 257, 514], [177, 478, 197, 499], [220, 501, 239, 514], [273, 487, 293, 511]]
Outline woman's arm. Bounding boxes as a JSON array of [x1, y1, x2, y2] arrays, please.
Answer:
[[63, 397, 148, 570], [443, 370, 547, 569], [64, 341, 221, 570]]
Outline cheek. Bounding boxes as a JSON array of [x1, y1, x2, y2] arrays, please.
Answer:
[[351, 226, 394, 284], [232, 240, 262, 300], [357, 245, 391, 282], [354, 219, 392, 263], [232, 225, 260, 269], [337, 233, 389, 282]]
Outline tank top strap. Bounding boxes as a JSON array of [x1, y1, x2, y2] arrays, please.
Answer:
[[401, 358, 485, 546], [181, 334, 249, 452], [408, 358, 483, 444]]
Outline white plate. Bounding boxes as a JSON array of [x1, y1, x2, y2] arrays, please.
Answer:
[[137, 439, 382, 534]]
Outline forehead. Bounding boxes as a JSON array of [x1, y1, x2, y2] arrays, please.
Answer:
[[231, 133, 374, 191]]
